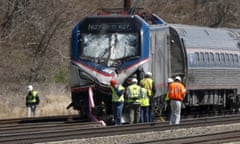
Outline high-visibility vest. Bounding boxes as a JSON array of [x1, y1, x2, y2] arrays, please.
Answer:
[[127, 84, 142, 103], [111, 85, 125, 102], [165, 93, 169, 101], [141, 87, 150, 107], [140, 78, 153, 96], [27, 91, 38, 103], [168, 82, 186, 101]]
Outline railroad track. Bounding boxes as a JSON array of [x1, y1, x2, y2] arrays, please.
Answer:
[[1, 114, 240, 143], [0, 115, 86, 124], [134, 130, 240, 144]]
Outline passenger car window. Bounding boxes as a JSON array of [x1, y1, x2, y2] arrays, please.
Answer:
[[204, 52, 209, 64], [220, 53, 224, 64], [225, 53, 229, 64], [229, 54, 233, 64], [234, 54, 239, 64], [200, 52, 204, 64], [194, 52, 200, 64], [209, 53, 214, 64], [215, 53, 220, 64]]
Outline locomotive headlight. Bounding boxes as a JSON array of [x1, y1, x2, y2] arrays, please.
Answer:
[[79, 71, 94, 81], [102, 68, 116, 75]]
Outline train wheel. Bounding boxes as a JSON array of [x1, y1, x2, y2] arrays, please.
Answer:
[[212, 105, 219, 116], [71, 92, 89, 118], [234, 95, 240, 113]]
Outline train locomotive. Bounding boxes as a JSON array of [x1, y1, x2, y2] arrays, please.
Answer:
[[68, 0, 240, 124]]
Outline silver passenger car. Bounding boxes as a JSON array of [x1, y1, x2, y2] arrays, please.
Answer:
[[170, 24, 240, 111]]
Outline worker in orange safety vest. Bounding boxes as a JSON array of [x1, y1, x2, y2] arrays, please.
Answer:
[[168, 76, 186, 125]]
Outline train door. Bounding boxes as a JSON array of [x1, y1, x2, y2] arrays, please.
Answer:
[[149, 25, 170, 97], [169, 27, 187, 81]]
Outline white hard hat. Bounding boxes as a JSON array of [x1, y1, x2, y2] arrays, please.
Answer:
[[146, 72, 152, 77], [27, 85, 33, 91], [175, 76, 181, 81], [168, 78, 174, 83], [132, 78, 138, 83]]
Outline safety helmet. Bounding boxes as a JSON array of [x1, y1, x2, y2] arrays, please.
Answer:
[[175, 76, 181, 81], [145, 72, 152, 77], [27, 85, 33, 91], [132, 78, 138, 83], [110, 79, 117, 86], [167, 78, 174, 83]]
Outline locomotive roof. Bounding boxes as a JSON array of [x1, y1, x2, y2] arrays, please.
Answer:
[[169, 24, 240, 51]]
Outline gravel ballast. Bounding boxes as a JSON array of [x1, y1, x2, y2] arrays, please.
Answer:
[[37, 123, 240, 144]]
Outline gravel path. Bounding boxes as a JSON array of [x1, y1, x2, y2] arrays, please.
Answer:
[[37, 123, 240, 144]]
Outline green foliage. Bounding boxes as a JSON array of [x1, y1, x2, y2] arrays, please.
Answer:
[[53, 68, 68, 84]]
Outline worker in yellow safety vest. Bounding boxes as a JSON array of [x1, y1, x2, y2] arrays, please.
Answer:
[[140, 72, 156, 122], [110, 79, 125, 126], [126, 78, 142, 124], [26, 85, 40, 117], [140, 83, 150, 123]]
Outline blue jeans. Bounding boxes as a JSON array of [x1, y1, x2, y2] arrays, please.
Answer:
[[149, 99, 155, 122], [140, 106, 149, 123], [112, 102, 124, 126]]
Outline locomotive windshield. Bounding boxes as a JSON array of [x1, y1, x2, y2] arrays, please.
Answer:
[[77, 16, 142, 65], [81, 33, 139, 60]]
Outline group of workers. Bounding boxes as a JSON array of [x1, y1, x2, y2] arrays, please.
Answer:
[[25, 72, 186, 126], [110, 72, 186, 126], [110, 72, 155, 126]]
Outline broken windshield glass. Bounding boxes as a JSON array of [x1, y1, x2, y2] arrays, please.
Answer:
[[80, 33, 139, 60]]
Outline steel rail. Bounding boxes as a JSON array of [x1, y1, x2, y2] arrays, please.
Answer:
[[133, 130, 240, 144], [1, 114, 240, 144]]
